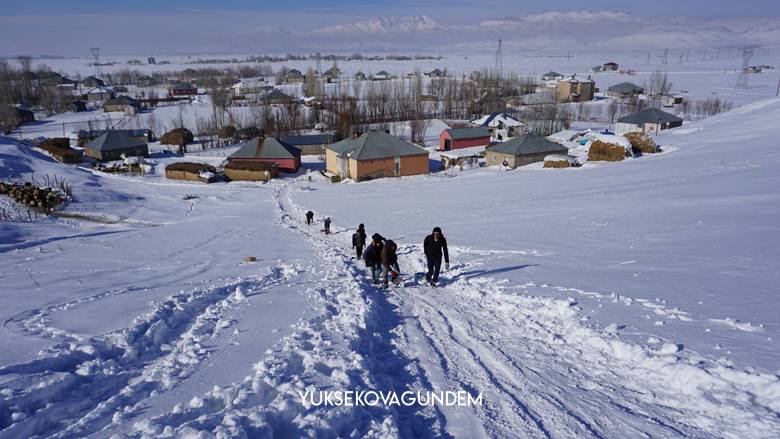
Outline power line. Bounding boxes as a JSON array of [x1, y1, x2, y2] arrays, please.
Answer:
[[735, 47, 754, 89]]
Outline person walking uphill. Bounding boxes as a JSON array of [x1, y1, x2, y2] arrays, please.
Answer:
[[424, 227, 450, 287], [324, 217, 331, 234], [352, 224, 366, 260], [381, 240, 400, 288], [306, 211, 314, 225], [363, 233, 385, 285]]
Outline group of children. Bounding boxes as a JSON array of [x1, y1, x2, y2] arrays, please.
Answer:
[[305, 212, 450, 288]]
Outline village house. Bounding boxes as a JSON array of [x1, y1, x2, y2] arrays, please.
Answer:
[[614, 107, 683, 135], [84, 131, 149, 161], [603, 62, 619, 71], [485, 134, 569, 169], [282, 133, 336, 155], [541, 71, 564, 81], [371, 71, 392, 81], [325, 130, 429, 181], [439, 127, 490, 151], [103, 96, 140, 114], [557, 76, 595, 102], [261, 89, 293, 106], [285, 69, 305, 84], [86, 86, 116, 102], [471, 112, 528, 142], [426, 69, 445, 78], [322, 65, 341, 83], [56, 77, 77, 90], [168, 82, 197, 97], [81, 76, 105, 88], [354, 71, 367, 81], [78, 129, 155, 147], [228, 135, 301, 173], [231, 77, 273, 96], [607, 82, 645, 98]]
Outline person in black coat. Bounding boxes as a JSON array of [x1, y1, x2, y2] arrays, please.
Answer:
[[363, 233, 385, 284], [423, 226, 449, 286], [305, 211, 314, 225], [324, 217, 331, 234], [352, 224, 367, 260]]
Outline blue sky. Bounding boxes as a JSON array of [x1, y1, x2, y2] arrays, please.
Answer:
[[3, 0, 780, 20]]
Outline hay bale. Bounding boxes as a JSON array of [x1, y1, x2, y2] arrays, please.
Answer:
[[224, 161, 278, 181], [544, 154, 571, 168], [36, 138, 82, 164], [218, 125, 237, 139], [624, 132, 658, 154], [160, 128, 194, 146], [165, 162, 216, 182], [588, 140, 631, 162], [39, 138, 71, 149]]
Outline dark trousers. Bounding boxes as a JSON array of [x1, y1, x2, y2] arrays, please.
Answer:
[[426, 257, 442, 283], [356, 245, 364, 259], [306, 217, 312, 225]]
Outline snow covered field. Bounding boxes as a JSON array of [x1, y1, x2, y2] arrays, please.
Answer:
[[2, 55, 780, 437]]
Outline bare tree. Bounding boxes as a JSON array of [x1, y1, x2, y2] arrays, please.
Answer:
[[646, 70, 673, 96]]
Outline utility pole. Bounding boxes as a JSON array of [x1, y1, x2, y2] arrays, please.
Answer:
[[776, 76, 780, 96]]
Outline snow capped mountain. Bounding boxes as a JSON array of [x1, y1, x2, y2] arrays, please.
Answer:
[[479, 10, 637, 27], [314, 15, 447, 34]]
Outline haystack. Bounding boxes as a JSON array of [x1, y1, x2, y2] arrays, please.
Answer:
[[223, 161, 278, 182], [37, 138, 82, 164], [624, 132, 658, 154], [160, 128, 194, 146], [165, 162, 217, 183], [588, 140, 631, 161], [543, 154, 571, 168]]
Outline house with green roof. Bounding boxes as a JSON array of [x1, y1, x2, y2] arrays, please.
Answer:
[[607, 82, 645, 98], [485, 133, 568, 169], [84, 131, 149, 161], [325, 130, 429, 181], [228, 135, 301, 173]]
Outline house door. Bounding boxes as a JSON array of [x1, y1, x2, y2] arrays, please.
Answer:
[[394, 156, 401, 177], [338, 157, 349, 178], [444, 139, 451, 151]]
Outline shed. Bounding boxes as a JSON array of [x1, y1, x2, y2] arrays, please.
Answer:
[[603, 62, 619, 71], [325, 130, 429, 181], [439, 127, 490, 151], [261, 89, 293, 105], [84, 131, 149, 161], [485, 134, 569, 169], [168, 82, 197, 97], [223, 161, 278, 182], [103, 96, 140, 113], [165, 162, 217, 183], [228, 135, 301, 173], [282, 133, 336, 155]]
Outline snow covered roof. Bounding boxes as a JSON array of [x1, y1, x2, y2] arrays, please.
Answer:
[[440, 145, 486, 159], [542, 71, 563, 78], [591, 133, 632, 149], [547, 129, 585, 143], [618, 107, 682, 125], [471, 112, 525, 128], [230, 137, 301, 160], [608, 82, 644, 93], [487, 134, 568, 156], [262, 89, 292, 100], [327, 130, 427, 160], [445, 127, 490, 140]]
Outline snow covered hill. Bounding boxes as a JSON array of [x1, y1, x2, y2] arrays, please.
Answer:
[[1, 98, 780, 437]]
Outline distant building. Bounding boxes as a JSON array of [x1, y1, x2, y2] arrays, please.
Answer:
[[426, 68, 445, 78], [470, 112, 528, 142], [485, 134, 569, 169], [261, 89, 293, 105], [603, 62, 619, 71], [286, 69, 305, 84], [371, 71, 391, 81], [541, 71, 564, 81], [231, 77, 273, 96], [84, 131, 148, 161], [81, 76, 105, 88], [354, 71, 367, 81], [103, 96, 140, 114], [607, 82, 645, 98], [78, 129, 155, 146], [325, 130, 429, 181], [557, 77, 595, 102], [168, 82, 197, 97], [614, 107, 683, 135], [86, 86, 116, 102], [67, 100, 88, 112], [148, 57, 156, 65], [228, 135, 301, 173], [439, 127, 490, 151]]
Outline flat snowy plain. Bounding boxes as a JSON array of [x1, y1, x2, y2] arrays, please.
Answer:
[[1, 51, 779, 437]]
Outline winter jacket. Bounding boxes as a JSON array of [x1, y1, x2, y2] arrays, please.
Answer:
[[381, 240, 398, 267], [424, 235, 449, 263], [352, 230, 366, 247], [363, 242, 383, 266]]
